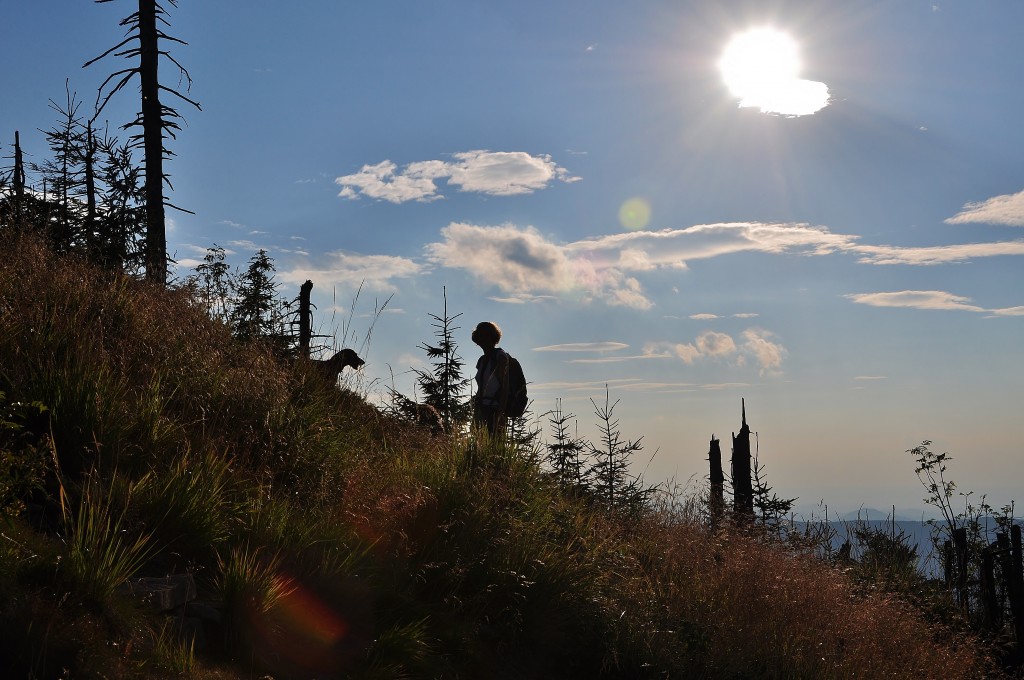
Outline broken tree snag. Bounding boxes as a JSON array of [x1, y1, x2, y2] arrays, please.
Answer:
[[731, 399, 754, 520], [979, 546, 1000, 632], [298, 279, 313, 359], [13, 131, 26, 223], [953, 527, 970, 612], [1010, 525, 1024, 646], [708, 436, 724, 526]]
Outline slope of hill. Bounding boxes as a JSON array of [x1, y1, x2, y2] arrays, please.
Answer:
[[0, 234, 998, 678]]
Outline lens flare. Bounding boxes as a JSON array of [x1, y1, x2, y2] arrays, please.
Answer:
[[619, 197, 651, 230], [243, 573, 371, 676]]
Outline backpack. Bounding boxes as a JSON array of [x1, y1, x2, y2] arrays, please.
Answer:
[[506, 355, 529, 419], [477, 350, 529, 419]]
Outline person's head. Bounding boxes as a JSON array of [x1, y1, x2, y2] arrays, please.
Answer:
[[472, 321, 502, 348]]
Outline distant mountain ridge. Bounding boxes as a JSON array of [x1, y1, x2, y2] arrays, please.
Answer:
[[838, 507, 938, 522]]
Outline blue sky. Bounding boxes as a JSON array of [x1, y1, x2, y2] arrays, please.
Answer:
[[4, 1, 1022, 515]]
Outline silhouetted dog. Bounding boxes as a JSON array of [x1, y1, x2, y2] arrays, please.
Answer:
[[312, 348, 365, 385]]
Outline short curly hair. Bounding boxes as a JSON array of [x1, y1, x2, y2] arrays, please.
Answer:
[[472, 321, 502, 345]]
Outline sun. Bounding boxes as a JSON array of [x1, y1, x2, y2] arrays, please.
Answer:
[[719, 27, 829, 116], [720, 28, 799, 99]]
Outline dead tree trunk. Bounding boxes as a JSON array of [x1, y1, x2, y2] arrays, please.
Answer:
[[84, 122, 99, 261], [731, 399, 753, 520], [298, 279, 313, 359], [980, 546, 1000, 632], [138, 0, 167, 283], [708, 436, 724, 528], [12, 131, 26, 224], [953, 526, 970, 612], [86, 0, 200, 284], [1010, 525, 1024, 645], [943, 539, 955, 592]]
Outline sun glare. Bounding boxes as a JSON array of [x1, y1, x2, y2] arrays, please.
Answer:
[[719, 28, 829, 117]]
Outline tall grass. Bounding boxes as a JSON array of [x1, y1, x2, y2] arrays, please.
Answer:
[[0, 232, 1004, 679], [134, 445, 241, 558], [59, 474, 156, 608]]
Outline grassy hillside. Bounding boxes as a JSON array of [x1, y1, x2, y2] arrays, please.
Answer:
[[0, 233, 998, 678]]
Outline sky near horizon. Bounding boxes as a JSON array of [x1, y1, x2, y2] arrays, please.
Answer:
[[2, 1, 1022, 516]]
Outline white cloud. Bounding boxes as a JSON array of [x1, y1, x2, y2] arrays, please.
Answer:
[[853, 241, 1024, 265], [530, 378, 640, 393], [671, 343, 701, 364], [567, 222, 858, 267], [844, 290, 987, 312], [173, 258, 203, 270], [488, 293, 557, 304], [227, 239, 261, 251], [945, 189, 1024, 227], [447, 150, 580, 195], [534, 342, 629, 352], [567, 354, 668, 364], [278, 250, 424, 292], [425, 221, 576, 292], [424, 222, 653, 309], [645, 328, 786, 373], [424, 221, 859, 310], [696, 331, 737, 358], [847, 290, 1024, 317], [335, 160, 444, 203], [690, 313, 719, 320], [335, 151, 578, 203], [741, 328, 787, 374], [179, 243, 218, 257], [700, 382, 753, 391]]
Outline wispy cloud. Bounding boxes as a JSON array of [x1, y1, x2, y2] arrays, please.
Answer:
[[945, 189, 1024, 227], [845, 290, 987, 312], [853, 241, 1024, 265], [530, 378, 696, 395], [424, 221, 857, 310], [567, 222, 858, 267], [530, 378, 642, 393], [534, 342, 629, 352], [226, 239, 262, 252], [279, 251, 424, 292], [567, 355, 668, 364], [691, 311, 760, 320], [696, 383, 753, 393], [335, 150, 579, 203]]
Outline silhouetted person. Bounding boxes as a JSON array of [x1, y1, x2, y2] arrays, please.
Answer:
[[472, 321, 509, 436]]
